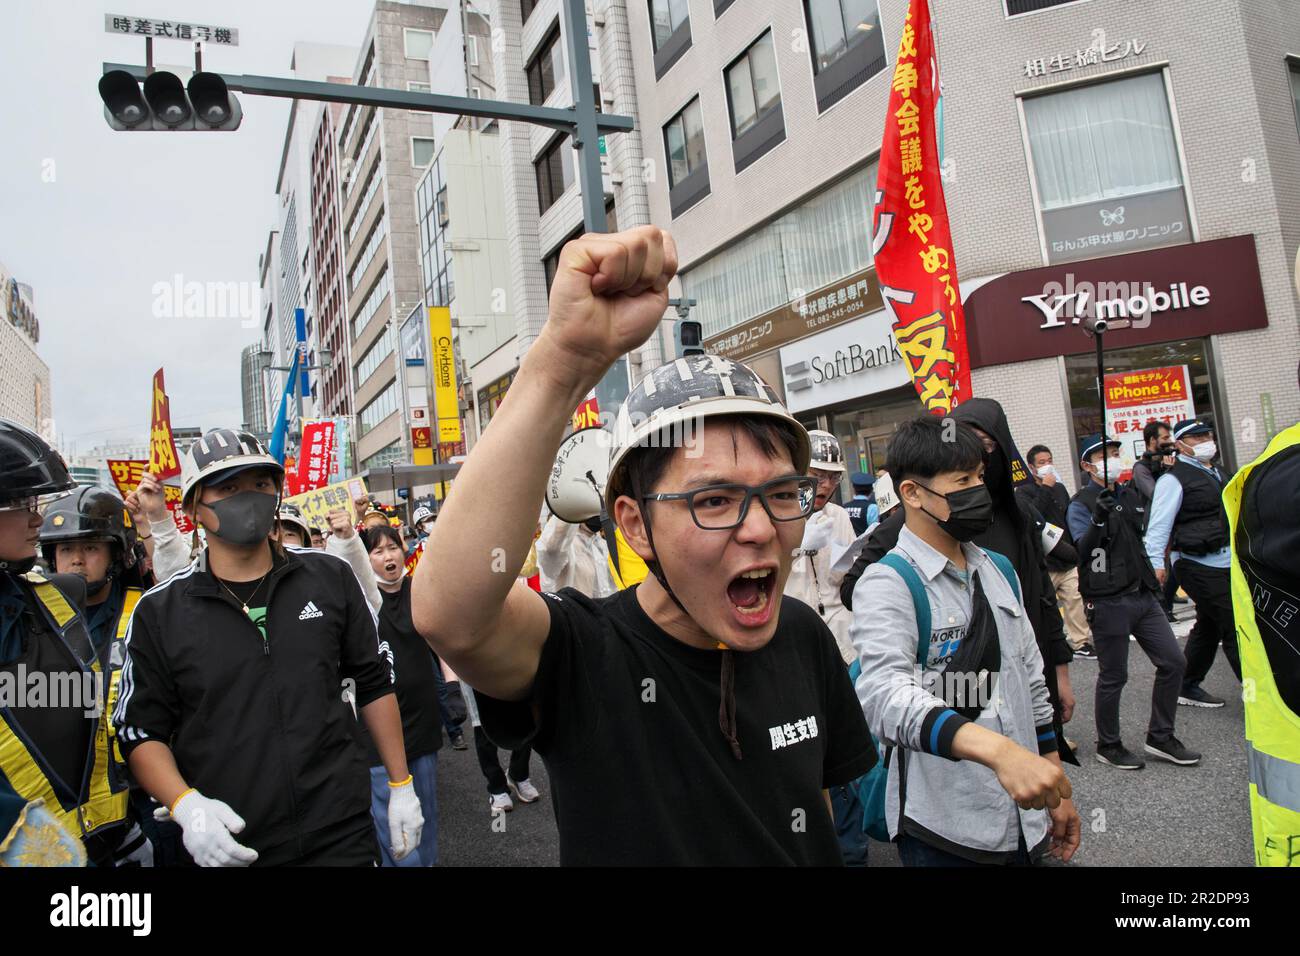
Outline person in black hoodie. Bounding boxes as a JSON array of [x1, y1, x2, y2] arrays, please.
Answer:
[[842, 399, 1079, 765]]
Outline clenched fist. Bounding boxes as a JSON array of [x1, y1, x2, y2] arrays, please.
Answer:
[[537, 226, 679, 390]]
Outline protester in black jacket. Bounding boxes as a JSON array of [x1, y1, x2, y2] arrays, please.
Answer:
[[1018, 444, 1093, 658], [114, 428, 422, 867], [841, 399, 1078, 764]]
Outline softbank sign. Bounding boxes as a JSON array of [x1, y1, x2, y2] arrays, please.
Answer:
[[1021, 275, 1211, 330], [780, 310, 909, 414]]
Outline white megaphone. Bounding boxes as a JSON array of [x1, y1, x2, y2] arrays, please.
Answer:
[[545, 427, 613, 523]]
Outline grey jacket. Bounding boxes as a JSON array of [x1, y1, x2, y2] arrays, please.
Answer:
[[850, 524, 1056, 860]]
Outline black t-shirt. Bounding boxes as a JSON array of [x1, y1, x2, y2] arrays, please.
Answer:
[[371, 578, 441, 763], [476, 586, 877, 866]]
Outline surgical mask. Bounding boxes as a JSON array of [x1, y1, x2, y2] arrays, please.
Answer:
[[916, 483, 995, 542], [1036, 465, 1058, 481], [1191, 441, 1216, 462], [204, 491, 279, 547], [1088, 456, 1123, 483]]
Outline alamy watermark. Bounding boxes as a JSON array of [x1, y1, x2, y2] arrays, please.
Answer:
[[151, 274, 261, 328]]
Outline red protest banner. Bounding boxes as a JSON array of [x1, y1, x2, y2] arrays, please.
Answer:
[[295, 420, 336, 496], [106, 459, 194, 534], [872, 0, 972, 415], [148, 369, 182, 479]]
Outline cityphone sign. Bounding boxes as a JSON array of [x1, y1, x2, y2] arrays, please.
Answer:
[[962, 235, 1268, 368]]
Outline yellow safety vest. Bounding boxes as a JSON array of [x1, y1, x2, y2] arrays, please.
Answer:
[[1223, 422, 1300, 867], [0, 574, 129, 841], [96, 587, 141, 755]]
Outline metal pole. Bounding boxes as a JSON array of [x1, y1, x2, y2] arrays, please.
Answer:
[[559, 0, 630, 418], [1096, 330, 1109, 487]]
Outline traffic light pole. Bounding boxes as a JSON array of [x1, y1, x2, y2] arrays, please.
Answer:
[[104, 0, 639, 421]]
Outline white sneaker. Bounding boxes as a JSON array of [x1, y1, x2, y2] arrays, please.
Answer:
[[489, 791, 513, 813], [507, 775, 540, 803]]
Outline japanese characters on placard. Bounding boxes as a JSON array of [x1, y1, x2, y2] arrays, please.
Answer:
[[287, 420, 336, 498], [147, 369, 182, 481], [106, 459, 194, 534], [284, 478, 369, 532], [872, 0, 972, 415], [1105, 365, 1195, 463], [104, 15, 239, 45]]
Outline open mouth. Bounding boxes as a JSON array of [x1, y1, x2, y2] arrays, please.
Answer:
[[383, 561, 400, 576], [725, 567, 776, 621]]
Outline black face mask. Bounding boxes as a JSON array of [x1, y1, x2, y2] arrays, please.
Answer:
[[982, 448, 1008, 492], [203, 491, 279, 548], [916, 483, 995, 542], [582, 516, 603, 534]]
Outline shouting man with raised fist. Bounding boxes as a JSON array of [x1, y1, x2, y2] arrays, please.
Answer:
[[412, 227, 877, 865]]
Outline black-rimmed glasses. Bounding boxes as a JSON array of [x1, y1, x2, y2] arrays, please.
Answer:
[[643, 476, 817, 530]]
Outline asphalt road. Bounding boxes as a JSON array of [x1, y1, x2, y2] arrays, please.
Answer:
[[430, 604, 1251, 867]]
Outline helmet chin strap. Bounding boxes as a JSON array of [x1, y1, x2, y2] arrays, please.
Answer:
[[0, 556, 38, 575], [629, 471, 688, 615]]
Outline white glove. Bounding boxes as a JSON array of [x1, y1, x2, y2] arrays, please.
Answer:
[[799, 512, 835, 552], [167, 790, 259, 867], [387, 777, 425, 862]]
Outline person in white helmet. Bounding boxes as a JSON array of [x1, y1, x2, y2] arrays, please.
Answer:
[[412, 227, 881, 865], [114, 428, 422, 866], [784, 430, 858, 664]]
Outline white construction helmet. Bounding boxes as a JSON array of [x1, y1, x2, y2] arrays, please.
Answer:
[[607, 353, 809, 501], [807, 430, 846, 473], [412, 505, 435, 526], [180, 428, 283, 508]]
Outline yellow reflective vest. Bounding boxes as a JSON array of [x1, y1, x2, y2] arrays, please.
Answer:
[[1223, 422, 1300, 867], [0, 573, 130, 843]]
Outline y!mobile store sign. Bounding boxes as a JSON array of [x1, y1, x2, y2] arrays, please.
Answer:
[[962, 235, 1267, 368]]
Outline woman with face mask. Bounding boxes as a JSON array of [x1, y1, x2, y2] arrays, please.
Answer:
[[113, 428, 423, 867]]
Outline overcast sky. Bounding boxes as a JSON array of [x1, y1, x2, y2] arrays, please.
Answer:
[[0, 0, 375, 458]]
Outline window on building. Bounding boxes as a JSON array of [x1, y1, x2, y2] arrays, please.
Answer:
[[715, 0, 736, 15], [681, 161, 878, 339], [1290, 60, 1300, 142], [649, 0, 691, 79], [358, 381, 399, 436], [477, 371, 517, 432], [361, 440, 404, 472], [526, 24, 563, 106], [803, 0, 886, 112], [467, 36, 479, 66], [408, 81, 432, 93], [353, 324, 396, 387], [534, 134, 574, 215], [1005, 0, 1091, 16], [663, 97, 710, 216], [521, 0, 540, 24], [724, 31, 785, 172], [404, 29, 435, 60], [1022, 71, 1190, 263], [411, 137, 436, 167]]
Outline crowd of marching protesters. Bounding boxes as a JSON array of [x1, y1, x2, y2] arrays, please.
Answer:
[[0, 226, 1286, 868]]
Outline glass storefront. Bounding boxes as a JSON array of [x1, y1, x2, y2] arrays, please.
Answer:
[[1064, 337, 1220, 469], [797, 383, 922, 503]]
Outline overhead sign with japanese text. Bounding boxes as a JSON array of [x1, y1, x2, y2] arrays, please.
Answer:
[[105, 15, 239, 45], [147, 368, 181, 480], [703, 266, 884, 363]]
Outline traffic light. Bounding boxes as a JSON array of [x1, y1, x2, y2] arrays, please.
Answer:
[[98, 70, 242, 131], [675, 318, 704, 358]]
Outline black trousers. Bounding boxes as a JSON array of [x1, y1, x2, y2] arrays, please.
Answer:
[[1175, 559, 1242, 688], [1159, 562, 1180, 613], [1089, 590, 1185, 745], [473, 725, 531, 796]]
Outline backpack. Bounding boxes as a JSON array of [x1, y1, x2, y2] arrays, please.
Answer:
[[847, 548, 1020, 842]]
